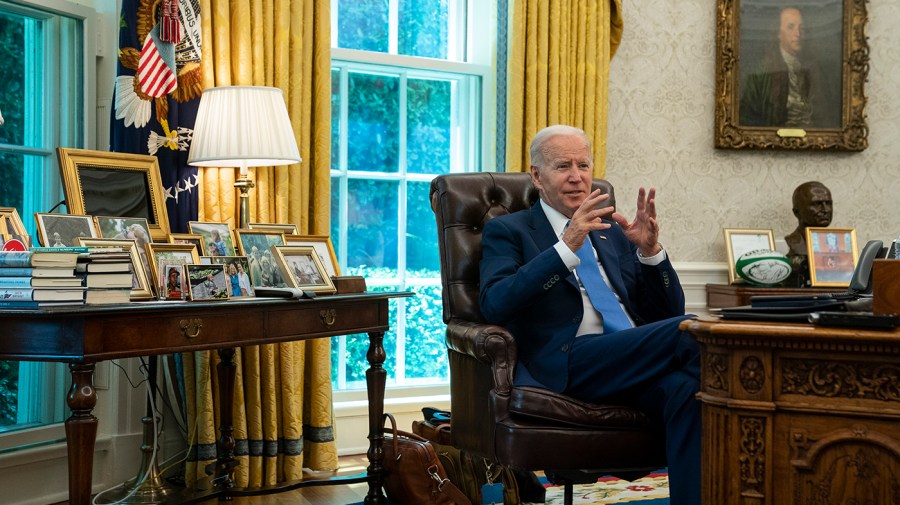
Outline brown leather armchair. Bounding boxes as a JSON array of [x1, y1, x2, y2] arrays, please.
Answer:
[[430, 172, 666, 505]]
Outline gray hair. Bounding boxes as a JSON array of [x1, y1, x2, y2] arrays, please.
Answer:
[[529, 125, 593, 168]]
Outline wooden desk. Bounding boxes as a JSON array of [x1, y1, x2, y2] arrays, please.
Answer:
[[0, 293, 409, 505], [682, 317, 900, 504], [706, 283, 838, 309]]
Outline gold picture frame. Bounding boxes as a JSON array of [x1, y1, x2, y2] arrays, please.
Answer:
[[145, 243, 201, 298], [272, 245, 336, 294], [805, 227, 858, 287], [723, 228, 776, 284], [168, 233, 204, 257], [248, 222, 299, 234], [283, 234, 341, 277], [77, 237, 154, 301], [0, 207, 27, 236], [187, 221, 237, 257], [57, 148, 171, 241], [714, 0, 868, 150]]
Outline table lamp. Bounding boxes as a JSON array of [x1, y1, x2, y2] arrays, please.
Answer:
[[187, 86, 301, 228]]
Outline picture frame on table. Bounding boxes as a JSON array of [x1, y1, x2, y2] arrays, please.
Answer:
[[234, 228, 284, 261], [283, 235, 340, 277], [168, 233, 205, 257], [34, 213, 97, 247], [723, 228, 776, 284], [77, 237, 154, 300], [248, 222, 299, 234], [203, 255, 255, 297], [145, 244, 201, 299], [94, 216, 153, 284], [272, 245, 336, 294], [0, 207, 30, 249], [56, 147, 171, 240], [186, 264, 229, 301], [187, 221, 236, 257], [714, 0, 869, 151], [805, 227, 858, 287]]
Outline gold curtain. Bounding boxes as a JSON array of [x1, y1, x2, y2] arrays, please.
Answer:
[[183, 0, 337, 487], [505, 0, 624, 177]]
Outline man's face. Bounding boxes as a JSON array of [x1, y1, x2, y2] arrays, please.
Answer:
[[795, 186, 833, 227], [779, 8, 803, 56], [530, 134, 593, 218]]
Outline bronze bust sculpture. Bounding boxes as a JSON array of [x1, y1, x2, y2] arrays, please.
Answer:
[[785, 181, 833, 286]]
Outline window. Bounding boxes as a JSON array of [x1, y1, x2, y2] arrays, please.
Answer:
[[329, 0, 494, 390], [0, 0, 92, 436]]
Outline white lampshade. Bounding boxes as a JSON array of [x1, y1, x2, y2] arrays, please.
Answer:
[[187, 86, 301, 174]]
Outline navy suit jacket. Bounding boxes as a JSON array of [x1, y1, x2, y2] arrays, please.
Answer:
[[479, 202, 686, 392]]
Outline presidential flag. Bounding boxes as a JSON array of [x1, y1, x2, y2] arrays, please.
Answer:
[[110, 0, 202, 233]]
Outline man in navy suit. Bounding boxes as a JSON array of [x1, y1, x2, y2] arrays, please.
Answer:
[[479, 125, 700, 505]]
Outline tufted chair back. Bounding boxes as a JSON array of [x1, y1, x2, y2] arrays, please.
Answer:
[[430, 172, 665, 505]]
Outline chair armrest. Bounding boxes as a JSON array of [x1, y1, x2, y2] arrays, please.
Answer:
[[446, 318, 517, 393]]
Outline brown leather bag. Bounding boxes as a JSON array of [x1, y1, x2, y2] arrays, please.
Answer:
[[381, 413, 472, 505]]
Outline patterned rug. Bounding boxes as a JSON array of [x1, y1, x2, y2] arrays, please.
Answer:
[[542, 471, 670, 505]]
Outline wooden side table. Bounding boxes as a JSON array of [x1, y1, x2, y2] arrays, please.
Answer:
[[705, 283, 839, 309]]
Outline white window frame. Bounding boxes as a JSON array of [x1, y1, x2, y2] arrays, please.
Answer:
[[329, 0, 495, 408], [0, 0, 95, 447]]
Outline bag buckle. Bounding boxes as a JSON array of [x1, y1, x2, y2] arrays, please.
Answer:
[[428, 464, 451, 490]]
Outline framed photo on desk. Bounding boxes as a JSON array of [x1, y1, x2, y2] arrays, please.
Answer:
[[723, 228, 775, 284], [806, 227, 858, 287]]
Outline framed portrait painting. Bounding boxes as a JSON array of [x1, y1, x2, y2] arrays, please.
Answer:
[[723, 228, 776, 284], [272, 245, 336, 294], [35, 213, 97, 247], [714, 0, 869, 150], [56, 148, 171, 240], [806, 227, 858, 287]]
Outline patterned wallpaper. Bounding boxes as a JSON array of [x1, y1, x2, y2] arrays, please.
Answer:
[[604, 1, 900, 263]]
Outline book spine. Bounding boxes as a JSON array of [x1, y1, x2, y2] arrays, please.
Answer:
[[0, 288, 35, 301], [0, 277, 33, 287], [0, 300, 40, 308], [0, 252, 34, 267], [30, 246, 90, 253], [0, 267, 34, 276]]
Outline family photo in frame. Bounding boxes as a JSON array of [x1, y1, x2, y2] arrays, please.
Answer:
[[714, 0, 869, 150]]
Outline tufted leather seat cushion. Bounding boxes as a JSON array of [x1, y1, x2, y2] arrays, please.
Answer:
[[509, 386, 652, 428]]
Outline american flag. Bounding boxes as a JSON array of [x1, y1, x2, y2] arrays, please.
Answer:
[[138, 27, 177, 97]]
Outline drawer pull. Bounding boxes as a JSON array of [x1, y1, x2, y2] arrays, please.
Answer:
[[320, 309, 336, 327], [179, 318, 203, 338]]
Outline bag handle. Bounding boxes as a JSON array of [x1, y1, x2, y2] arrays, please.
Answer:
[[382, 413, 472, 505]]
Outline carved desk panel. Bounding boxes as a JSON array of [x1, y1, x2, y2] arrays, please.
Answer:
[[682, 317, 900, 505]]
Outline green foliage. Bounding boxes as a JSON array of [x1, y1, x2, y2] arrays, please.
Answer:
[[331, 267, 448, 389], [0, 360, 18, 426]]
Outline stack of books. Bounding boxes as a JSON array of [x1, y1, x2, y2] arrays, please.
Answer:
[[0, 247, 88, 308], [78, 247, 135, 305]]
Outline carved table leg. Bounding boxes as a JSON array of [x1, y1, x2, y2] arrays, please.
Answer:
[[212, 347, 238, 499], [66, 362, 98, 505], [364, 330, 387, 505]]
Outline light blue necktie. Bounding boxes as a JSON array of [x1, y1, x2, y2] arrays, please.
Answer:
[[574, 238, 632, 334]]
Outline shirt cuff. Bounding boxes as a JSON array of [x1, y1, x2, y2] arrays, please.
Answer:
[[637, 246, 667, 266], [555, 241, 580, 270]]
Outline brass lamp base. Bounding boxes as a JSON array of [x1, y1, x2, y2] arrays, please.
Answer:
[[95, 416, 175, 504], [235, 176, 255, 229]]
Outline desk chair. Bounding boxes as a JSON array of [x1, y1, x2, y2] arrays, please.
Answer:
[[430, 172, 667, 505]]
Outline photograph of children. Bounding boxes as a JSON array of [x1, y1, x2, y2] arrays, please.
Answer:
[[206, 256, 255, 297], [35, 213, 97, 247], [95, 216, 153, 280], [188, 221, 236, 256], [273, 245, 336, 294], [162, 263, 187, 300], [187, 264, 229, 300]]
